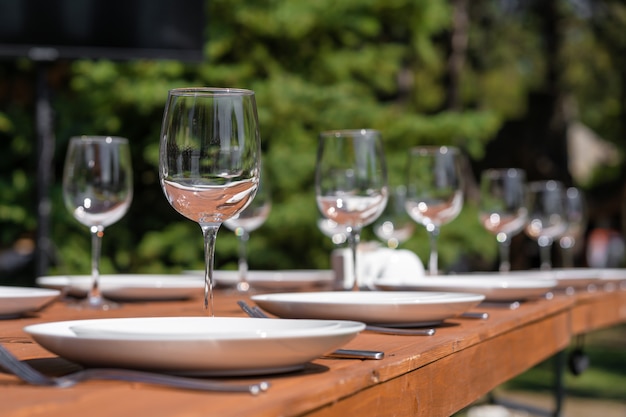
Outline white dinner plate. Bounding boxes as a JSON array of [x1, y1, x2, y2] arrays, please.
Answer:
[[185, 269, 335, 290], [24, 317, 364, 376], [594, 268, 626, 291], [375, 274, 557, 302], [0, 286, 60, 318], [507, 269, 600, 292], [36, 275, 204, 301], [251, 291, 485, 327]]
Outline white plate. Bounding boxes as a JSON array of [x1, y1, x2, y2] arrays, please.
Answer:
[[0, 286, 60, 318], [36, 275, 204, 301], [375, 275, 557, 302], [185, 270, 335, 290], [507, 269, 599, 292], [593, 269, 626, 291], [24, 317, 364, 376], [251, 291, 485, 327]]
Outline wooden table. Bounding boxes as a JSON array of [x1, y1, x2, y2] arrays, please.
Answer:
[[1, 286, 624, 417]]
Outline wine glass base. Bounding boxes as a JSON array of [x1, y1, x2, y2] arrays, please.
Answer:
[[69, 296, 120, 311], [236, 281, 251, 293]]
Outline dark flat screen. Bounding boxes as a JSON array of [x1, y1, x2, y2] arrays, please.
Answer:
[[0, 0, 205, 61]]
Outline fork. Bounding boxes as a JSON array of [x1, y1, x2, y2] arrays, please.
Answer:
[[0, 343, 268, 394], [238, 301, 436, 336]]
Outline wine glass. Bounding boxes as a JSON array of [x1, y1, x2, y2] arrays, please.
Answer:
[[478, 168, 528, 272], [405, 146, 463, 275], [223, 167, 271, 293], [315, 129, 388, 291], [524, 180, 568, 270], [159, 87, 261, 315], [373, 185, 415, 249], [62, 136, 133, 309], [317, 217, 349, 246], [558, 187, 587, 268]]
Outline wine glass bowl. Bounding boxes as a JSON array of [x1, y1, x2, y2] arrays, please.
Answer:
[[373, 185, 415, 249], [524, 180, 567, 270], [62, 136, 133, 309], [558, 187, 587, 268], [317, 217, 348, 246], [478, 168, 528, 272], [159, 87, 261, 314], [405, 146, 463, 275], [223, 170, 271, 292], [315, 129, 388, 291]]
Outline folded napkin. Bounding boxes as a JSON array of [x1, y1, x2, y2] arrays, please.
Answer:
[[331, 244, 425, 290]]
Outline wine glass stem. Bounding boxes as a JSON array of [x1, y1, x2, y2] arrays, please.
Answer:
[[201, 224, 220, 317], [427, 226, 440, 275], [539, 239, 553, 270], [88, 226, 104, 306], [498, 236, 511, 272], [347, 226, 361, 291], [236, 230, 250, 293], [561, 244, 575, 268]]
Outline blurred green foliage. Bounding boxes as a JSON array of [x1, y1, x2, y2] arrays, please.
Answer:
[[0, 0, 624, 282]]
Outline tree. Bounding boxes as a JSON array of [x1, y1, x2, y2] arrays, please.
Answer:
[[1, 0, 624, 284]]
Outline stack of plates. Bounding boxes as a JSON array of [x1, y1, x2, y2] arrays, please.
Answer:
[[24, 317, 364, 375], [252, 291, 485, 327]]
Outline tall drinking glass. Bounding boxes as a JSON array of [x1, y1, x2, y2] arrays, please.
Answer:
[[315, 129, 388, 291], [558, 187, 587, 268], [223, 168, 271, 293], [524, 180, 567, 270], [159, 88, 261, 315], [62, 136, 133, 309], [479, 168, 528, 272], [405, 146, 463, 275]]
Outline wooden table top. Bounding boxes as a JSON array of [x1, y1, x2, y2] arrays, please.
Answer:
[[1, 284, 624, 417]]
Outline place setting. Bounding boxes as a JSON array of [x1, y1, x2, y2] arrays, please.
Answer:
[[248, 291, 485, 330], [239, 134, 486, 333]]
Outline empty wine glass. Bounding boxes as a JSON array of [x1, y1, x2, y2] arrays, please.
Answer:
[[524, 180, 567, 270], [317, 217, 348, 246], [315, 129, 388, 291], [559, 187, 587, 268], [405, 146, 463, 275], [223, 167, 271, 293], [159, 87, 261, 315], [62, 136, 133, 309], [373, 185, 415, 249], [479, 168, 528, 272]]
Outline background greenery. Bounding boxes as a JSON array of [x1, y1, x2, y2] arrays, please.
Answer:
[[0, 0, 625, 283]]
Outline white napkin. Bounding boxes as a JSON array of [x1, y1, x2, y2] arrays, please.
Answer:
[[331, 244, 425, 290]]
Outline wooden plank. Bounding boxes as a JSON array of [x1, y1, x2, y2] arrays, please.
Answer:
[[570, 290, 623, 335], [304, 306, 571, 417]]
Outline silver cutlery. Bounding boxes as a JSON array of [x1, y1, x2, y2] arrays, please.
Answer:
[[460, 311, 490, 319], [322, 349, 384, 360], [363, 325, 436, 336], [0, 343, 269, 394], [480, 301, 521, 310], [237, 300, 384, 359], [238, 300, 436, 338]]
